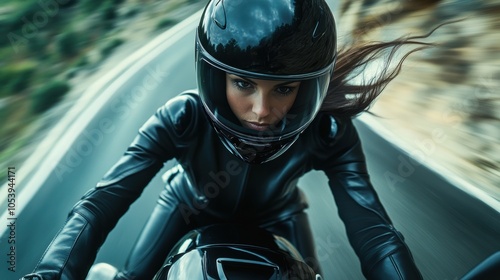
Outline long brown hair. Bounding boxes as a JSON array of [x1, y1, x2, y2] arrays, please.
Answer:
[[321, 24, 448, 118]]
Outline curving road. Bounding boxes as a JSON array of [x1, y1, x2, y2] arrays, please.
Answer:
[[1, 3, 499, 280]]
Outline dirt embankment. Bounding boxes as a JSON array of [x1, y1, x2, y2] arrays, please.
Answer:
[[339, 0, 500, 201]]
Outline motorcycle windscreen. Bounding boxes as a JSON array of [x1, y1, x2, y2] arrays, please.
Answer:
[[154, 248, 281, 280], [153, 250, 203, 280]]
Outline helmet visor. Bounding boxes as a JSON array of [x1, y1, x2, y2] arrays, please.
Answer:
[[197, 43, 333, 142]]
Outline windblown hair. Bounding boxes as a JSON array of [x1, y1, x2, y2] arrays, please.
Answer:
[[321, 24, 448, 118]]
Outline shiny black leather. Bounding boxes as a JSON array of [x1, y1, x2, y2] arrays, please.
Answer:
[[155, 224, 319, 280], [26, 91, 422, 279]]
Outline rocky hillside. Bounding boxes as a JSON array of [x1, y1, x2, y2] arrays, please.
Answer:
[[339, 0, 499, 201]]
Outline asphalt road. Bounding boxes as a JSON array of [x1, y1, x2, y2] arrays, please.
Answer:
[[1, 3, 499, 280]]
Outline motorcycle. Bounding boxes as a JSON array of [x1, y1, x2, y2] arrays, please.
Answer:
[[87, 223, 323, 280], [87, 225, 500, 280], [31, 222, 499, 279]]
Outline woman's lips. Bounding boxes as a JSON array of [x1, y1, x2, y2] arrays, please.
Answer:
[[244, 121, 270, 131]]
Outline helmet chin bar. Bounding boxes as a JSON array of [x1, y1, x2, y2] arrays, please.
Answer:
[[201, 104, 302, 164], [214, 121, 299, 164]]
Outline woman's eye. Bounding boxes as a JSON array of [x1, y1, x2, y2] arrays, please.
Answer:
[[234, 80, 252, 90], [276, 86, 294, 95]]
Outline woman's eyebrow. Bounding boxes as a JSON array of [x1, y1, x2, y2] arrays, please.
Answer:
[[231, 75, 299, 86], [228, 74, 257, 85], [239, 76, 257, 85]]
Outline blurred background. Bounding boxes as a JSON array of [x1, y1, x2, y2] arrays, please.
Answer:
[[0, 0, 207, 186], [338, 0, 500, 202], [0, 0, 499, 279]]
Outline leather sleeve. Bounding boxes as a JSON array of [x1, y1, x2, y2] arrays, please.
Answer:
[[313, 115, 423, 279], [25, 92, 200, 279]]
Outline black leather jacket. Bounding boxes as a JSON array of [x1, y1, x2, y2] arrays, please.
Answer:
[[25, 91, 422, 279]]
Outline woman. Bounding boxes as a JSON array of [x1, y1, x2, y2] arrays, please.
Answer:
[[22, 0, 428, 279]]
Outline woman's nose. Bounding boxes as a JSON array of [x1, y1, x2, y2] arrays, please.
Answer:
[[252, 93, 271, 118]]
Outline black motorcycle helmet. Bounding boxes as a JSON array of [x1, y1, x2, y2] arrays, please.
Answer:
[[153, 224, 322, 280], [196, 0, 337, 164]]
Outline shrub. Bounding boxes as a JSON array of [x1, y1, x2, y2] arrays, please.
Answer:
[[101, 2, 117, 22], [65, 67, 79, 79], [156, 18, 178, 30], [57, 30, 81, 58], [10, 68, 35, 93], [123, 6, 140, 18], [0, 70, 17, 98], [28, 34, 49, 57], [81, 0, 105, 13], [0, 62, 37, 97], [76, 55, 89, 67], [112, 0, 126, 5], [30, 80, 70, 114], [100, 38, 124, 58]]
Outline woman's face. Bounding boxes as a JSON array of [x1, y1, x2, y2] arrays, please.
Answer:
[[226, 74, 300, 131]]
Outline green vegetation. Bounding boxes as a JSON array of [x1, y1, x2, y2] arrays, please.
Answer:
[[0, 0, 205, 178], [101, 37, 124, 57], [30, 80, 70, 114], [57, 30, 84, 58], [0, 60, 37, 98], [156, 18, 178, 30], [0, 0, 127, 166]]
